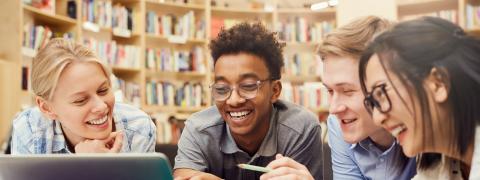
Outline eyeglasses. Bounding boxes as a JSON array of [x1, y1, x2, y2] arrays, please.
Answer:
[[210, 79, 271, 101], [363, 84, 392, 114]]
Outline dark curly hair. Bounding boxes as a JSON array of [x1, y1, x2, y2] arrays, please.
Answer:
[[209, 22, 285, 80]]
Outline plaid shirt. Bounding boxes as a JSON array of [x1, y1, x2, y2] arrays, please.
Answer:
[[11, 103, 156, 154]]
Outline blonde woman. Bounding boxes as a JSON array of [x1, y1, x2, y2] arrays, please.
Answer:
[[11, 38, 156, 154]]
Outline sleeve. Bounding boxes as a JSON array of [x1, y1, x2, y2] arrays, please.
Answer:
[[11, 111, 34, 154], [327, 115, 365, 179], [283, 113, 324, 179], [173, 120, 207, 171]]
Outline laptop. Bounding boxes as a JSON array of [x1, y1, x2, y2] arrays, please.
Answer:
[[0, 153, 173, 180]]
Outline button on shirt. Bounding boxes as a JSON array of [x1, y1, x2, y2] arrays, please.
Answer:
[[11, 103, 156, 154], [174, 100, 324, 179], [327, 115, 416, 180]]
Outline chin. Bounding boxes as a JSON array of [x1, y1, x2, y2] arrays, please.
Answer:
[[343, 134, 364, 144]]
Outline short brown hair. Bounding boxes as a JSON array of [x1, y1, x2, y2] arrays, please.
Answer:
[[317, 16, 393, 59]]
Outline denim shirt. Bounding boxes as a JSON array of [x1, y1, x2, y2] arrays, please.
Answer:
[[11, 103, 156, 154], [327, 115, 416, 180]]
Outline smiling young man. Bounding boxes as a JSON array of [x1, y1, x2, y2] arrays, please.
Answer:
[[173, 22, 323, 180], [319, 16, 416, 179]]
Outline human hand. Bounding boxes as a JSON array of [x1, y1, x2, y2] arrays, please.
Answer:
[[259, 154, 314, 180], [74, 131, 123, 153]]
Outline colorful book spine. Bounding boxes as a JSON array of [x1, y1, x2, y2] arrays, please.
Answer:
[[145, 81, 204, 107], [145, 46, 205, 73], [83, 38, 141, 68]]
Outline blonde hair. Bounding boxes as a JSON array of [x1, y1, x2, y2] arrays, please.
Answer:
[[31, 38, 111, 100], [317, 16, 393, 59]]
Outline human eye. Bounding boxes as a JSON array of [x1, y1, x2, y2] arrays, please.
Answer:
[[72, 97, 88, 105], [239, 82, 258, 91], [214, 84, 230, 94], [98, 87, 109, 95]]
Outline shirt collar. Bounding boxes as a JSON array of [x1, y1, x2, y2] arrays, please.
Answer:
[[220, 106, 278, 157], [52, 120, 72, 153], [350, 137, 397, 155]]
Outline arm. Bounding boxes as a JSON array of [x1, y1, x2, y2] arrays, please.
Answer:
[[327, 115, 365, 179], [261, 119, 323, 179], [173, 120, 220, 179]]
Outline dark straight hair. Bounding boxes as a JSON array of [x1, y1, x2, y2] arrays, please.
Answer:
[[358, 17, 480, 169]]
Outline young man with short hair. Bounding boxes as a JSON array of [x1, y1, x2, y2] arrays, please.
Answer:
[[173, 22, 324, 180]]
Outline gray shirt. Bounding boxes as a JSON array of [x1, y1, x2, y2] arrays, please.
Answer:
[[174, 100, 323, 179]]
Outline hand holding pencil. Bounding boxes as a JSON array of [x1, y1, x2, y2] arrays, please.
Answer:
[[258, 154, 314, 180]]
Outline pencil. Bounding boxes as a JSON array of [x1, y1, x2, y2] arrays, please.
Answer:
[[237, 164, 272, 173]]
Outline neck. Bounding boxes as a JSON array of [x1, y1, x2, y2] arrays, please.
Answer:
[[232, 108, 272, 156], [369, 128, 395, 151]]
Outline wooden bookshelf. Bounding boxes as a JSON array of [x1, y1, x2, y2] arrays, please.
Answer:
[[23, 5, 77, 26]]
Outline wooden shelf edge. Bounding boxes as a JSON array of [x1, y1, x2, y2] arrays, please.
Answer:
[[277, 7, 336, 14], [211, 6, 272, 14], [23, 5, 77, 25], [145, 0, 205, 10]]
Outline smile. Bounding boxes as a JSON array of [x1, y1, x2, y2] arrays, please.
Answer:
[[341, 118, 357, 124], [228, 110, 252, 120], [87, 115, 108, 125], [390, 125, 407, 138]]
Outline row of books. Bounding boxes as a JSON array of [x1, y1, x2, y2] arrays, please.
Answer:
[[152, 113, 185, 144], [146, 11, 206, 39], [276, 17, 335, 43], [145, 46, 206, 73], [281, 82, 329, 109], [111, 75, 141, 108], [83, 38, 141, 68], [22, 23, 75, 55], [145, 81, 204, 107], [466, 4, 480, 29], [400, 9, 458, 25], [283, 53, 323, 77], [82, 0, 133, 30]]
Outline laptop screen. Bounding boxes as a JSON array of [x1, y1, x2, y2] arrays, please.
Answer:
[[0, 153, 173, 180]]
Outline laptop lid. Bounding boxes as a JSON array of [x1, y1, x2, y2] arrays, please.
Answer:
[[0, 153, 173, 180]]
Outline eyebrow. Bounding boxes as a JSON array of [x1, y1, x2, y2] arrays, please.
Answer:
[[214, 73, 261, 82]]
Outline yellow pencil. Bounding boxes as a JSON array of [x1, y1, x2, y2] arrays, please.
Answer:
[[237, 164, 272, 173]]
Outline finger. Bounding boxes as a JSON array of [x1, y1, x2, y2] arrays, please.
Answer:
[[109, 132, 123, 153], [266, 156, 308, 171], [102, 131, 120, 143], [275, 154, 284, 159]]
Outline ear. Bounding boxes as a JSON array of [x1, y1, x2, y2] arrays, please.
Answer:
[[35, 96, 57, 120], [270, 80, 282, 103], [425, 67, 449, 103]]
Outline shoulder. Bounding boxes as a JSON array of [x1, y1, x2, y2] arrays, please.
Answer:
[[184, 106, 224, 133], [275, 100, 320, 135], [12, 107, 52, 135], [113, 103, 155, 132]]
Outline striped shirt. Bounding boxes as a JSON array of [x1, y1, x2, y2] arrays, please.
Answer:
[[11, 103, 156, 154]]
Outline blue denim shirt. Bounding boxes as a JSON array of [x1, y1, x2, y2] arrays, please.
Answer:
[[11, 103, 156, 154], [327, 115, 416, 180]]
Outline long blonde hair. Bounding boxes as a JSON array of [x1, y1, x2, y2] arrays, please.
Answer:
[[31, 38, 111, 100]]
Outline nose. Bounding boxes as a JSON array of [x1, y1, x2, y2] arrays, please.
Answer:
[[225, 88, 246, 106], [372, 108, 387, 126], [328, 95, 347, 115], [91, 95, 108, 114]]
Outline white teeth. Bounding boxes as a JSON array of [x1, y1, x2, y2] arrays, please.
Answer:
[[342, 119, 355, 124], [391, 125, 406, 138], [229, 111, 251, 118], [87, 116, 108, 125]]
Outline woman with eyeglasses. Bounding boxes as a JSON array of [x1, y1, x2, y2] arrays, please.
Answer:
[[359, 16, 480, 179]]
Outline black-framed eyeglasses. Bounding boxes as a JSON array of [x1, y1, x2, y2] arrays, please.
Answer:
[[210, 79, 271, 102], [363, 84, 392, 114]]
